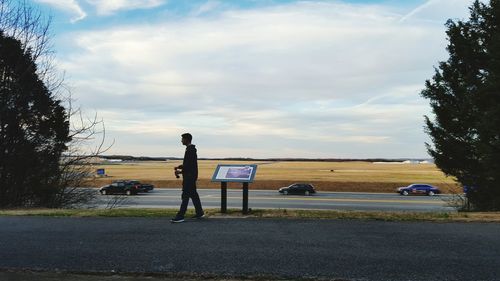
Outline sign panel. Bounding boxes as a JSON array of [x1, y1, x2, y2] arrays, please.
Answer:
[[212, 164, 257, 183], [96, 168, 105, 176]]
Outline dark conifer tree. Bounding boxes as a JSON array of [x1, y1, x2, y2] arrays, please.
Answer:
[[421, 0, 500, 210], [0, 31, 71, 207]]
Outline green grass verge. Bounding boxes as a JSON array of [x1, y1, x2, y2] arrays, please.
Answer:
[[0, 208, 180, 218], [1, 208, 500, 222]]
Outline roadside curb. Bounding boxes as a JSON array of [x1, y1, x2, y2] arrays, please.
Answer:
[[0, 268, 344, 281]]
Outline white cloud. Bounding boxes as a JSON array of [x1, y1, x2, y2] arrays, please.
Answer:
[[191, 1, 221, 17], [35, 0, 86, 22], [86, 0, 166, 15], [400, 0, 479, 23], [57, 1, 477, 157]]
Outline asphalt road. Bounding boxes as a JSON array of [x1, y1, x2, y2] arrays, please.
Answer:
[[1, 216, 499, 281], [95, 188, 457, 212]]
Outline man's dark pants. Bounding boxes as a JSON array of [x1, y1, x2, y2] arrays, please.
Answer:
[[177, 179, 203, 217]]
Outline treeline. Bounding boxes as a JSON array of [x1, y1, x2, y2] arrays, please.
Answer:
[[100, 155, 176, 161], [100, 155, 432, 163]]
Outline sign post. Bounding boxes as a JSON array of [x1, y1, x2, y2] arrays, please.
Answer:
[[211, 164, 257, 214], [221, 182, 227, 213], [242, 182, 249, 214]]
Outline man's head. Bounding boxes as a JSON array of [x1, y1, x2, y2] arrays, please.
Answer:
[[181, 133, 193, 146]]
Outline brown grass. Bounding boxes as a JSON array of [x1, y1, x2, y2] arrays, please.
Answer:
[[84, 160, 459, 193]]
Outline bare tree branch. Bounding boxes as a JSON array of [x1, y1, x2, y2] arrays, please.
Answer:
[[1, 0, 115, 208]]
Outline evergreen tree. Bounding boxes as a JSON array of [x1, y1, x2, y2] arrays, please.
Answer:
[[0, 31, 71, 207], [421, 0, 500, 210]]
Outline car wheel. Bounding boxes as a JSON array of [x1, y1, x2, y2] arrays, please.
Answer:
[[428, 191, 435, 196], [305, 191, 310, 196], [101, 190, 107, 195], [126, 190, 132, 196], [401, 190, 409, 196], [283, 190, 288, 195]]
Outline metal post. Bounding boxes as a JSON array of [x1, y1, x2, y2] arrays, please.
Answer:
[[242, 182, 249, 214], [221, 182, 227, 213]]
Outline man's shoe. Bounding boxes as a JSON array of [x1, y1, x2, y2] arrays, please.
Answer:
[[192, 213, 205, 219], [170, 216, 184, 223]]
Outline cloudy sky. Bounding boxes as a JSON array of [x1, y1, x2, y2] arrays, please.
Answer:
[[32, 0, 477, 158]]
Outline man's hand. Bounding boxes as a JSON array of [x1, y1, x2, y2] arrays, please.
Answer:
[[174, 166, 182, 178]]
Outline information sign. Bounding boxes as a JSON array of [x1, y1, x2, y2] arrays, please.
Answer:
[[211, 164, 258, 214], [212, 165, 257, 183]]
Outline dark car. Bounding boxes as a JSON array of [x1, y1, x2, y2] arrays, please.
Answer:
[[100, 181, 141, 195], [124, 180, 154, 193], [397, 184, 440, 196], [279, 183, 316, 195]]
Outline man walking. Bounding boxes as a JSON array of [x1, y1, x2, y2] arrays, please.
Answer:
[[171, 133, 204, 223]]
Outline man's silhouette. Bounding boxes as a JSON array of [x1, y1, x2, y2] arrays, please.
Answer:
[[171, 133, 204, 223]]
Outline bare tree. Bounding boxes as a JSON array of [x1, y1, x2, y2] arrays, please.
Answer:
[[54, 100, 115, 208], [0, 0, 58, 89], [104, 195, 131, 210], [1, 0, 113, 208], [440, 182, 471, 212]]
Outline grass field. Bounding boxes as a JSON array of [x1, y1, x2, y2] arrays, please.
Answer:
[[2, 208, 500, 222], [86, 160, 459, 193]]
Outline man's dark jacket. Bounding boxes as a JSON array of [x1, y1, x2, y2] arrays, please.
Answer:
[[182, 144, 198, 188]]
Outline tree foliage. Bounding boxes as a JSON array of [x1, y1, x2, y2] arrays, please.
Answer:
[[0, 0, 56, 88], [1, 0, 110, 208], [0, 31, 70, 207], [421, 0, 500, 210]]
